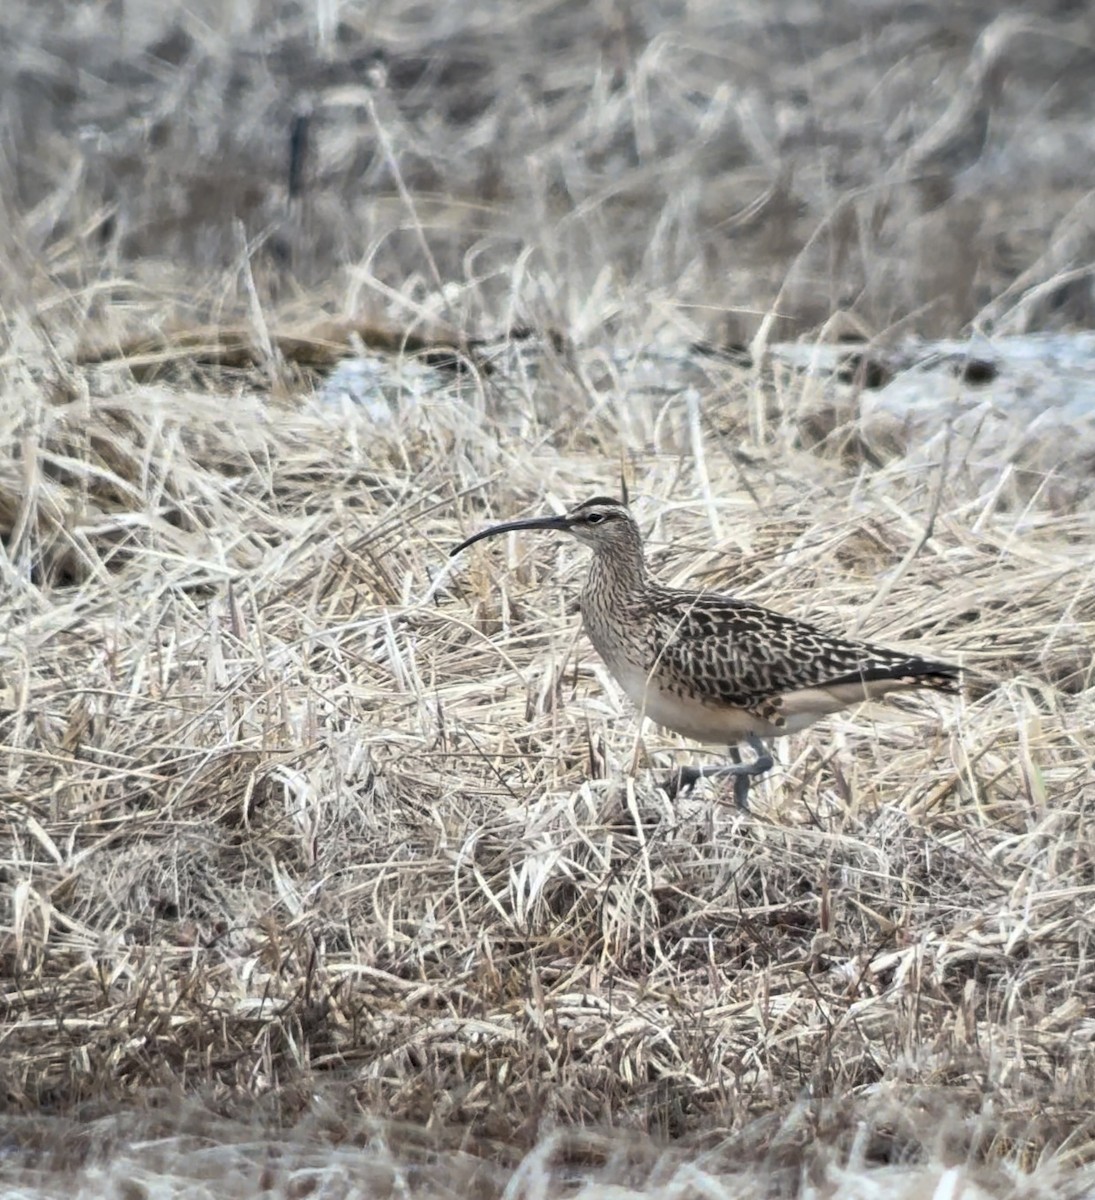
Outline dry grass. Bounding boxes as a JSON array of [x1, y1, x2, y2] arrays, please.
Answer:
[[2, 0, 1095, 1195], [3, 327, 1094, 1193]]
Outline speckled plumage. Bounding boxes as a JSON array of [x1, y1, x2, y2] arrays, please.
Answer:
[[452, 496, 960, 807]]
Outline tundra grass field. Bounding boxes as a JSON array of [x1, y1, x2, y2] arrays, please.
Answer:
[[2, 0, 1095, 1196]]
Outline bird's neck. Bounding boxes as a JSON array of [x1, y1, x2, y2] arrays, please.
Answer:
[[586, 539, 648, 603]]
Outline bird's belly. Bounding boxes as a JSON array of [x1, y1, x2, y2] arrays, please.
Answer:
[[607, 661, 791, 743], [605, 660, 881, 743]]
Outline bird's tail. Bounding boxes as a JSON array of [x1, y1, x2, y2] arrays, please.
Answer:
[[829, 657, 962, 695]]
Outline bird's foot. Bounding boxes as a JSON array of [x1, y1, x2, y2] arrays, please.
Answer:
[[659, 764, 720, 800], [659, 735, 773, 811]]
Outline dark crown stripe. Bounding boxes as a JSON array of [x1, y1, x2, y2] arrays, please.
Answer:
[[573, 496, 626, 510]]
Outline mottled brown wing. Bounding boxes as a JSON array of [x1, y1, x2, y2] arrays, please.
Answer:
[[646, 590, 959, 709]]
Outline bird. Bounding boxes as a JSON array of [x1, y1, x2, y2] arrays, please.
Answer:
[[450, 496, 961, 810]]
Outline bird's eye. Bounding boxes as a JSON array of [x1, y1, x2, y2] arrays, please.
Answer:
[[585, 512, 606, 524]]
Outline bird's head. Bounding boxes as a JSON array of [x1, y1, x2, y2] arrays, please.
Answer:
[[451, 496, 638, 557]]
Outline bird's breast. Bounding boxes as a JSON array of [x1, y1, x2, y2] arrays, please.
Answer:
[[579, 594, 641, 677], [579, 602, 783, 742]]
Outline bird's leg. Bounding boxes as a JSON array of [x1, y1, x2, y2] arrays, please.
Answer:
[[660, 734, 774, 809], [727, 734, 774, 811]]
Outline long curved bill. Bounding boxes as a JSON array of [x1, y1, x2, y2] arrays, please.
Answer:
[[451, 513, 570, 557]]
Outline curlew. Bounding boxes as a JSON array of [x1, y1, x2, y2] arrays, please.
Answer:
[[451, 497, 960, 809]]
